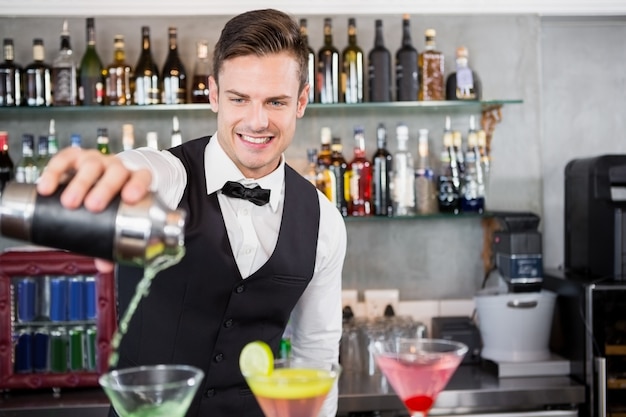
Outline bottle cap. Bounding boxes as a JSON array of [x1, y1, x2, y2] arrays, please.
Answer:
[[456, 46, 469, 58], [146, 131, 159, 149], [396, 123, 409, 139], [425, 28, 436, 38], [320, 127, 332, 144], [452, 131, 462, 147]]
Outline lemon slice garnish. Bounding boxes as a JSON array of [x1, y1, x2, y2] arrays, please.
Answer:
[[239, 340, 274, 376]]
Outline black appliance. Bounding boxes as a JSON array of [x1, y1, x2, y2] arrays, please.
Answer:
[[545, 154, 626, 417], [564, 155, 626, 279], [431, 316, 481, 364], [544, 270, 626, 417], [491, 211, 543, 292]]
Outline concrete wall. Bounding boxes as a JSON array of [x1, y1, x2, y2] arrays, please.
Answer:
[[0, 13, 623, 300]]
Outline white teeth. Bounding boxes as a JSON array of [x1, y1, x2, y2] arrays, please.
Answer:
[[241, 134, 271, 144]]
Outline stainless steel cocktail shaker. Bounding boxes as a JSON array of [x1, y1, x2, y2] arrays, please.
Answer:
[[0, 182, 186, 266]]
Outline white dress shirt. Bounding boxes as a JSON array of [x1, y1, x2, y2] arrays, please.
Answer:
[[119, 135, 346, 417]]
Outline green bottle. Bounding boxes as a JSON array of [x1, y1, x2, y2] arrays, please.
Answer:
[[79, 17, 105, 105]]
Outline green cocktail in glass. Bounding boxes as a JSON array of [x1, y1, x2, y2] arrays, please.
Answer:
[[99, 364, 205, 417]]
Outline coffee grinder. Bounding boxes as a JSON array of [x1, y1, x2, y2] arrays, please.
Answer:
[[491, 211, 543, 292]]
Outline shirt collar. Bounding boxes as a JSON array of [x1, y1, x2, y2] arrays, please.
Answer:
[[204, 133, 284, 212]]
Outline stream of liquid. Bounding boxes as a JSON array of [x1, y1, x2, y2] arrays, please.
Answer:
[[108, 249, 186, 368]]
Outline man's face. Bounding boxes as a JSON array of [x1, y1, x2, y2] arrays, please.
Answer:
[[208, 52, 309, 179]]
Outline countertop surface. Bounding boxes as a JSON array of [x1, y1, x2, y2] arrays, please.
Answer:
[[0, 363, 586, 417]]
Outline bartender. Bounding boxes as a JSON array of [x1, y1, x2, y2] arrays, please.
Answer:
[[36, 8, 346, 417]]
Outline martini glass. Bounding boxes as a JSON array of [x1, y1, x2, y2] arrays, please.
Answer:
[[98, 364, 205, 417], [371, 338, 467, 417], [242, 358, 342, 417]]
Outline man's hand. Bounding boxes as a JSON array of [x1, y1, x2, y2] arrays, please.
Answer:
[[36, 147, 153, 272]]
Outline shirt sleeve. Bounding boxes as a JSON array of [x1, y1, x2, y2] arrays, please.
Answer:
[[289, 189, 347, 417], [116, 147, 188, 209]]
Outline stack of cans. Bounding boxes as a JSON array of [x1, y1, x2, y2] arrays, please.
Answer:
[[13, 275, 98, 374]]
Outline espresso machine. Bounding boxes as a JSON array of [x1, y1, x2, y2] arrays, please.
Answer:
[[544, 155, 626, 417], [491, 211, 544, 292]]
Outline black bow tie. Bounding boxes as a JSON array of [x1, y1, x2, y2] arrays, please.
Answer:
[[221, 181, 271, 206]]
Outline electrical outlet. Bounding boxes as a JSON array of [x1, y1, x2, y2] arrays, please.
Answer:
[[364, 289, 399, 319], [342, 289, 358, 315]]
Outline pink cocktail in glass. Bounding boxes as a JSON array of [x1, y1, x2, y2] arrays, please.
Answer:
[[372, 338, 467, 417]]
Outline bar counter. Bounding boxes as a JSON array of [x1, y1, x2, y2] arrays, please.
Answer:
[[0, 364, 586, 417]]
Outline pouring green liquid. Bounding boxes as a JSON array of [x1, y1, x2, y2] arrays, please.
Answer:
[[108, 249, 186, 368]]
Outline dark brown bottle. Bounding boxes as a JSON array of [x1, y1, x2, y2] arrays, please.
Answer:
[[368, 19, 392, 102], [372, 123, 393, 216], [341, 18, 364, 104], [190, 40, 210, 104], [0, 38, 23, 106], [161, 27, 187, 105], [300, 19, 316, 103], [24, 38, 52, 107], [330, 137, 349, 217], [133, 26, 160, 105], [317, 18, 340, 104], [395, 14, 418, 102]]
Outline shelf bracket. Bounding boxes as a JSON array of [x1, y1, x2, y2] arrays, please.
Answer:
[[480, 104, 503, 156]]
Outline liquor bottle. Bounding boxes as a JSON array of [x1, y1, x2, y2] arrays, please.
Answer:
[[146, 131, 159, 150], [368, 20, 392, 102], [446, 46, 482, 101], [395, 14, 418, 102], [372, 123, 393, 216], [122, 123, 135, 151], [418, 29, 444, 101], [330, 137, 349, 217], [133, 26, 160, 105], [97, 128, 110, 154], [341, 18, 364, 104], [24, 38, 52, 107], [316, 127, 334, 201], [47, 119, 59, 158], [415, 128, 438, 215], [171, 116, 182, 147], [477, 129, 490, 201], [453, 130, 465, 180], [15, 134, 38, 184], [190, 40, 210, 104], [78, 18, 104, 106], [0, 131, 14, 194], [317, 18, 340, 104], [304, 148, 319, 186], [391, 123, 416, 216], [161, 27, 187, 105], [104, 35, 132, 106], [461, 124, 485, 213], [346, 126, 372, 216], [437, 122, 461, 214], [36, 135, 49, 176], [52, 20, 78, 106], [300, 19, 316, 104], [0, 38, 23, 106]]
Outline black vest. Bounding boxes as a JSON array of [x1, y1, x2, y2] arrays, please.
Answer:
[[112, 136, 321, 417]]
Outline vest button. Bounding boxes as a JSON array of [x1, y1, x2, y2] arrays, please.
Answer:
[[204, 388, 215, 398], [224, 319, 233, 328], [235, 285, 245, 293], [215, 353, 224, 362]]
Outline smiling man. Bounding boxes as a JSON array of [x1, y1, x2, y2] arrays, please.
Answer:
[[37, 9, 346, 417]]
